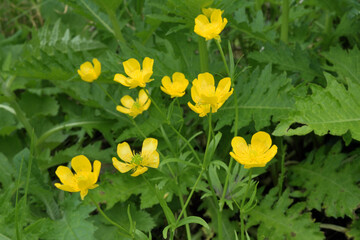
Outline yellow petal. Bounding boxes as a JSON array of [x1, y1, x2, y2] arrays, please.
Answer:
[[244, 162, 267, 169], [216, 77, 231, 96], [116, 105, 131, 114], [112, 157, 134, 173], [121, 95, 135, 108], [190, 85, 201, 103], [77, 69, 85, 80], [142, 57, 154, 73], [231, 136, 249, 157], [251, 131, 273, 154], [202, 8, 215, 18], [210, 9, 223, 24], [54, 183, 78, 192], [92, 160, 101, 182], [71, 155, 92, 174], [117, 142, 133, 163], [80, 61, 93, 73], [161, 76, 172, 89], [131, 166, 148, 177], [114, 74, 130, 86], [123, 58, 140, 77], [198, 72, 215, 87], [142, 151, 159, 168], [195, 14, 209, 26], [138, 89, 149, 106], [262, 145, 278, 164], [92, 58, 101, 77], [55, 166, 75, 186], [80, 189, 89, 200], [143, 98, 151, 111], [141, 138, 158, 156]]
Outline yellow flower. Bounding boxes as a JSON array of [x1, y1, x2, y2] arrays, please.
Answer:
[[230, 132, 278, 169], [116, 89, 151, 118], [77, 58, 101, 82], [114, 57, 154, 88], [188, 72, 233, 117], [54, 155, 101, 200], [112, 138, 160, 177], [194, 8, 228, 41], [160, 72, 189, 98]]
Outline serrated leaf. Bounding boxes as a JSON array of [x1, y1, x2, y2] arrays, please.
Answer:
[[288, 142, 360, 218], [249, 43, 322, 82], [247, 188, 324, 240], [323, 46, 360, 84], [215, 64, 295, 131], [273, 73, 360, 140], [19, 92, 59, 118]]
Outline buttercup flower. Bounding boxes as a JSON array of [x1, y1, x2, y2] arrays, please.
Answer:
[[77, 58, 101, 82], [160, 72, 189, 98], [116, 89, 151, 118], [230, 131, 278, 169], [188, 72, 233, 117], [194, 8, 228, 41], [54, 155, 101, 200], [114, 57, 154, 88], [112, 138, 160, 177]]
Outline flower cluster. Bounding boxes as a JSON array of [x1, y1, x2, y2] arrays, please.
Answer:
[[59, 7, 278, 203]]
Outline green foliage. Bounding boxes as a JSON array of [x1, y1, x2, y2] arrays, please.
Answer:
[[289, 142, 360, 218], [274, 73, 360, 140], [247, 188, 324, 240]]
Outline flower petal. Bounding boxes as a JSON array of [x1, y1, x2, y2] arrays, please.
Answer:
[[231, 136, 249, 157], [116, 106, 131, 114], [141, 138, 158, 157], [142, 151, 159, 169], [142, 57, 154, 74], [121, 95, 135, 108], [123, 58, 140, 77], [131, 166, 148, 177], [54, 183, 78, 192], [210, 9, 223, 24], [173, 72, 189, 91], [80, 189, 89, 200], [198, 72, 215, 88], [92, 58, 101, 77], [114, 74, 130, 86], [138, 89, 149, 106], [262, 145, 278, 164], [117, 142, 133, 163], [161, 76, 172, 89], [112, 157, 134, 173], [143, 98, 151, 111], [55, 166, 75, 186], [251, 131, 273, 154], [71, 155, 92, 174], [80, 61, 93, 73], [92, 160, 101, 183]]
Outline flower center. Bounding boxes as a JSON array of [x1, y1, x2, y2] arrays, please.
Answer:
[[75, 173, 90, 189], [132, 153, 143, 165]]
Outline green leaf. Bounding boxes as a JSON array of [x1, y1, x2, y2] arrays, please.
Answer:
[[323, 46, 360, 84], [247, 188, 324, 240], [347, 219, 360, 240], [176, 216, 209, 229], [0, 108, 17, 136], [19, 92, 59, 118], [41, 196, 97, 240], [215, 64, 295, 131], [248, 43, 322, 82], [273, 73, 360, 141], [288, 142, 360, 218]]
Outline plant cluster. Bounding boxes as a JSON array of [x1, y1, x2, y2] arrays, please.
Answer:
[[0, 0, 360, 240]]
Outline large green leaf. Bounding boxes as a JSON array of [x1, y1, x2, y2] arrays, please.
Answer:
[[289, 142, 360, 218], [215, 64, 296, 131], [247, 188, 324, 240], [273, 73, 360, 140]]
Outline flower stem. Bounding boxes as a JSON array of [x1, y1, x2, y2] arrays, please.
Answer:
[[89, 195, 132, 238], [95, 82, 118, 106], [281, 0, 289, 43], [198, 36, 209, 72], [215, 40, 230, 77], [278, 141, 287, 198], [240, 169, 253, 240]]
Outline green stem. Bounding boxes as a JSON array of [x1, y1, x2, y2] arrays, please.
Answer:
[[198, 36, 209, 72], [278, 142, 287, 198], [144, 90, 202, 164], [177, 189, 192, 240], [89, 195, 132, 238], [15, 155, 25, 240], [280, 0, 289, 43], [106, 8, 126, 43], [96, 82, 118, 106], [130, 117, 147, 139], [176, 167, 205, 223], [240, 169, 253, 240], [215, 40, 230, 77]]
